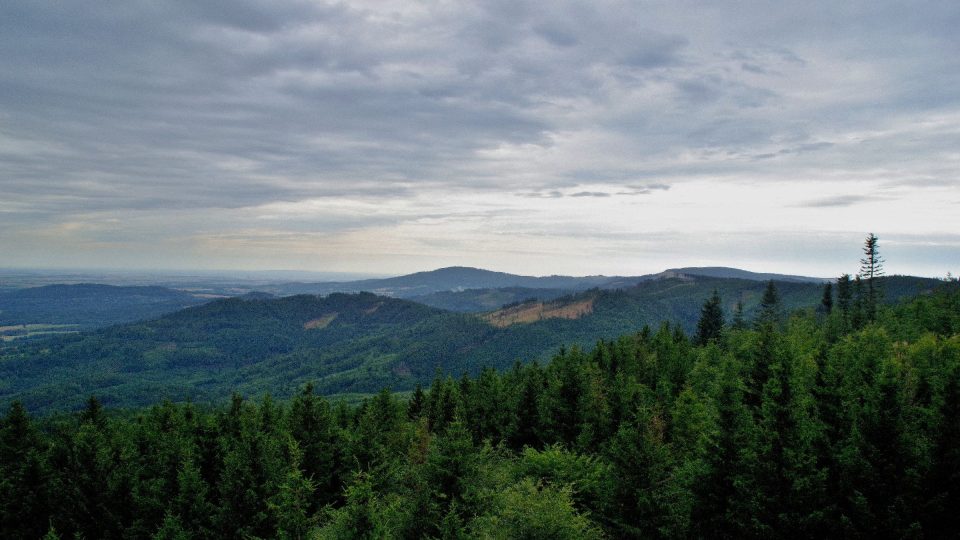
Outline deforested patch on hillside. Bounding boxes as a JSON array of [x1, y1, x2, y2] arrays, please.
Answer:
[[483, 296, 595, 327], [304, 313, 338, 329]]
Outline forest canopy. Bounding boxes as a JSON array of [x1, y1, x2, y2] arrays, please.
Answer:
[[3, 263, 959, 538]]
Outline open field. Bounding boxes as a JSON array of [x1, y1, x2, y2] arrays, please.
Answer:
[[0, 323, 80, 341]]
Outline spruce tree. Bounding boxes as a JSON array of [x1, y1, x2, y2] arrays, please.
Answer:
[[695, 290, 725, 345], [819, 283, 833, 315], [269, 440, 318, 540], [0, 402, 49, 539], [851, 275, 865, 329], [859, 233, 884, 322], [836, 274, 852, 323], [756, 281, 782, 329], [407, 384, 426, 420], [288, 383, 339, 509], [747, 282, 781, 410], [732, 300, 747, 330], [510, 363, 544, 449], [924, 365, 960, 534]]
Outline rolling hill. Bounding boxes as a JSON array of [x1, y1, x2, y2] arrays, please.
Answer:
[[659, 266, 827, 283], [0, 284, 211, 331], [264, 266, 620, 297], [409, 286, 574, 312], [285, 265, 828, 307], [1, 273, 941, 412]]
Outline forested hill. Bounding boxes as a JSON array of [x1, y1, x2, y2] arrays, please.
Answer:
[[1, 293, 448, 411], [0, 283, 209, 329], [264, 266, 619, 297], [1, 278, 958, 538], [250, 265, 828, 298], [666, 266, 825, 283], [0, 274, 942, 413]]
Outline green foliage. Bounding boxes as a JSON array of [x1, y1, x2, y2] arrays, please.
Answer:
[[695, 289, 725, 346], [269, 440, 319, 540], [820, 282, 833, 315], [860, 233, 885, 322], [0, 283, 958, 538], [8, 275, 944, 413], [756, 280, 782, 329], [470, 478, 604, 539]]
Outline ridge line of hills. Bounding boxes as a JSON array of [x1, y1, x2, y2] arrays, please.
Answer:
[[1, 265, 827, 330], [1, 270, 943, 413], [251, 265, 828, 298]]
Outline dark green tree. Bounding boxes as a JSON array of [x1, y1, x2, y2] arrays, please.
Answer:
[[836, 274, 852, 327], [427, 376, 461, 434], [509, 362, 545, 449], [407, 383, 426, 420], [695, 290, 725, 346], [692, 356, 762, 538], [756, 281, 782, 329], [819, 283, 833, 315], [269, 440, 318, 540], [754, 334, 829, 537], [0, 402, 49, 539], [606, 406, 675, 537], [747, 282, 782, 410], [731, 300, 747, 330], [923, 363, 960, 534], [859, 233, 884, 322], [80, 395, 105, 428], [851, 275, 866, 329], [288, 383, 340, 509]]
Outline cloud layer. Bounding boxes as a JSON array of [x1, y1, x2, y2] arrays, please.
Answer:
[[1, 0, 958, 276]]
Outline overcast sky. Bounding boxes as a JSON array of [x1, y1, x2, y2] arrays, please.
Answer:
[[1, 1, 958, 278]]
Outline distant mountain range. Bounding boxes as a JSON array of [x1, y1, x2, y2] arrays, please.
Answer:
[[262, 266, 615, 297], [261, 265, 826, 298], [0, 266, 828, 330], [650, 267, 826, 283]]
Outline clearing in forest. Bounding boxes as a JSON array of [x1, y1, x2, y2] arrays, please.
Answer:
[[482, 297, 594, 327]]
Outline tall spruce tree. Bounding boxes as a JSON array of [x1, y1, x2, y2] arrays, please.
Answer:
[[859, 233, 884, 322], [287, 383, 339, 509], [836, 274, 852, 328], [819, 283, 833, 315], [407, 384, 426, 420], [756, 281, 782, 329], [695, 290, 725, 345]]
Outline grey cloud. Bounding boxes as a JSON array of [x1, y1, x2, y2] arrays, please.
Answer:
[[751, 141, 834, 161], [796, 195, 879, 208], [517, 190, 565, 199], [614, 33, 688, 68], [617, 183, 671, 196], [883, 178, 959, 189], [533, 23, 579, 47], [741, 63, 770, 75], [1, 0, 959, 273], [516, 183, 669, 199], [790, 142, 834, 154]]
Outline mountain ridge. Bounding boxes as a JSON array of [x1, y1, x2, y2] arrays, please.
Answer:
[[264, 265, 827, 298], [4, 274, 942, 412]]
